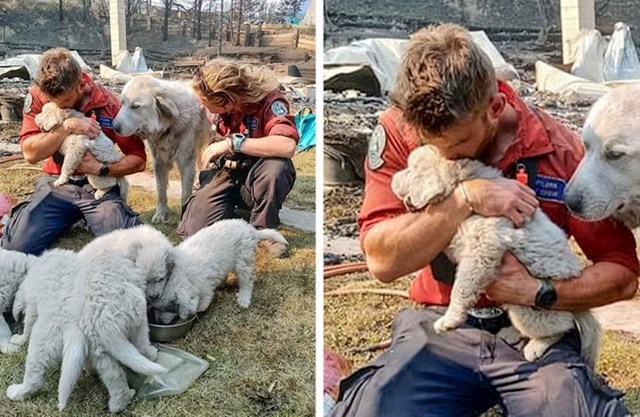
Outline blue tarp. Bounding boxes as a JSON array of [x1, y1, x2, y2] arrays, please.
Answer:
[[295, 108, 316, 152]]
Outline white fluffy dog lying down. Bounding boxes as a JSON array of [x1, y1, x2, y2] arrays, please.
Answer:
[[0, 249, 34, 354], [392, 145, 601, 365], [150, 219, 288, 322], [7, 225, 175, 413], [35, 102, 130, 201]]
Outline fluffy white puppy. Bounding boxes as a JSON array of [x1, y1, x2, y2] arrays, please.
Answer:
[[149, 219, 287, 322], [35, 102, 130, 201], [392, 145, 601, 365]]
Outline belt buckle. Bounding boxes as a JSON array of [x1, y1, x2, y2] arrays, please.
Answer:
[[468, 306, 504, 320]]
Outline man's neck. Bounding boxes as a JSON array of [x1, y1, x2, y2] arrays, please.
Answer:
[[483, 103, 519, 166]]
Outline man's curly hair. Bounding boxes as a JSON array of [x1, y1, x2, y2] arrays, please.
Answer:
[[35, 48, 82, 97], [391, 24, 496, 137]]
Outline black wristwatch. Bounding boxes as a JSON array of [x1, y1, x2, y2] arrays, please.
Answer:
[[535, 279, 557, 309], [98, 163, 110, 177]]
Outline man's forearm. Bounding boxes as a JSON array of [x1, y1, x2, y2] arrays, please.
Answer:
[[553, 262, 638, 310], [105, 155, 146, 177], [21, 125, 68, 164], [364, 190, 471, 282]]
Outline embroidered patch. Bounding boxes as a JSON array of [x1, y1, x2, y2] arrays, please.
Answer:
[[368, 124, 386, 170], [98, 116, 113, 128], [23, 93, 32, 114], [533, 175, 566, 203], [271, 100, 288, 116]]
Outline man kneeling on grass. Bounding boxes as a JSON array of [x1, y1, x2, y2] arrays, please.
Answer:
[[0, 48, 146, 255], [329, 23, 639, 417]]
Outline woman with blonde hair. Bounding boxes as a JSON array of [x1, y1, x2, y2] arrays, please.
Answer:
[[177, 59, 298, 258]]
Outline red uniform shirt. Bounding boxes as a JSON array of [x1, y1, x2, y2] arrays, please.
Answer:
[[20, 73, 146, 175], [212, 90, 299, 142], [358, 81, 639, 306]]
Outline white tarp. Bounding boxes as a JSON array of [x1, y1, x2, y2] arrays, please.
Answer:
[[99, 64, 163, 84], [570, 30, 606, 83], [536, 60, 611, 103], [324, 31, 518, 95], [115, 47, 149, 74], [603, 22, 640, 81], [0, 51, 90, 80]]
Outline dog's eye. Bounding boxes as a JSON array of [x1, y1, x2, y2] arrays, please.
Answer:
[[130, 104, 140, 110], [605, 149, 625, 160]]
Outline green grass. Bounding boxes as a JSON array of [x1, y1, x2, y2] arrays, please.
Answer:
[[0, 161, 316, 416]]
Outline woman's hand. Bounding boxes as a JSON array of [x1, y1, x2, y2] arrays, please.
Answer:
[[462, 178, 538, 228], [201, 139, 232, 166]]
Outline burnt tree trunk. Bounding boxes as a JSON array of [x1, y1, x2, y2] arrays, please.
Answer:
[[163, 0, 170, 41], [235, 0, 243, 46], [59, 0, 64, 21], [536, 0, 550, 45], [218, 0, 224, 56]]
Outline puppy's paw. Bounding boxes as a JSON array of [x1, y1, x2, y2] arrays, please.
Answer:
[[94, 189, 107, 200], [10, 334, 28, 347], [0, 341, 21, 354], [151, 210, 167, 224], [108, 389, 135, 413], [236, 291, 252, 308], [53, 178, 67, 187], [6, 384, 29, 400], [523, 338, 554, 362], [143, 345, 159, 361], [433, 314, 464, 334]]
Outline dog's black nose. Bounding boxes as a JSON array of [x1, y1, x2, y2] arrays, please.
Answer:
[[112, 121, 121, 134], [565, 192, 583, 213]]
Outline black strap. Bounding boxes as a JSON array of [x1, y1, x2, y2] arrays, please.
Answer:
[[429, 157, 538, 285]]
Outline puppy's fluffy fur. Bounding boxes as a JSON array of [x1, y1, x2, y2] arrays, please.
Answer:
[[0, 249, 34, 354], [7, 225, 174, 413], [35, 102, 130, 201], [150, 219, 287, 321], [392, 145, 601, 365]]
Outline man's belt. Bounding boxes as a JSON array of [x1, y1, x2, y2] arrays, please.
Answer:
[[466, 307, 510, 334]]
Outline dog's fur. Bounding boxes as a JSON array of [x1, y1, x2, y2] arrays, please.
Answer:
[[34, 102, 130, 201], [113, 76, 209, 223], [0, 249, 34, 353], [7, 226, 175, 413], [392, 145, 601, 365], [150, 219, 287, 322], [564, 84, 640, 227]]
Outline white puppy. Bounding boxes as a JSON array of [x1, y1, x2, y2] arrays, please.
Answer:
[[565, 84, 640, 227], [7, 225, 174, 413], [392, 145, 601, 365], [149, 219, 287, 322], [35, 102, 130, 201], [112, 76, 209, 223], [0, 249, 34, 353]]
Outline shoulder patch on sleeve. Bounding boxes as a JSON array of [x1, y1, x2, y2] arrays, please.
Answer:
[[271, 100, 288, 117], [368, 124, 386, 170], [23, 93, 32, 114]]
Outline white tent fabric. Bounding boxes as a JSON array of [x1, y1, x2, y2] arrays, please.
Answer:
[[0, 51, 90, 80], [603, 22, 640, 81]]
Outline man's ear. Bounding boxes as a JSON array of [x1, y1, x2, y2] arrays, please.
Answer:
[[487, 92, 506, 123]]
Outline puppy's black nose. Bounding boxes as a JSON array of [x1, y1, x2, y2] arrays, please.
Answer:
[[565, 192, 583, 214]]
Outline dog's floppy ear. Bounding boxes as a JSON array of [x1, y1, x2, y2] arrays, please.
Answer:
[[155, 94, 179, 119], [175, 283, 199, 320]]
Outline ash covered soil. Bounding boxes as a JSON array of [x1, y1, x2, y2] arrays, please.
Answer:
[[323, 38, 594, 264]]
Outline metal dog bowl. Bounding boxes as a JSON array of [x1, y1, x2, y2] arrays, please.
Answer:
[[148, 315, 197, 343]]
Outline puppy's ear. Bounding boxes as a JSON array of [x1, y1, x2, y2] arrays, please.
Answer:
[[156, 95, 179, 119], [126, 242, 144, 260], [175, 283, 198, 319]]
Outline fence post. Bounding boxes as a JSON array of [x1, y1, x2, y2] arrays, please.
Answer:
[[294, 27, 300, 48], [244, 23, 251, 46], [257, 22, 263, 47]]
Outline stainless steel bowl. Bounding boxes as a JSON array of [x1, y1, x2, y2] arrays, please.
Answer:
[[148, 315, 197, 342]]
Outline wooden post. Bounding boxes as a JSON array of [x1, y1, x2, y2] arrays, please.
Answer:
[[560, 0, 595, 64], [294, 27, 300, 48], [256, 22, 262, 47], [244, 23, 250, 46]]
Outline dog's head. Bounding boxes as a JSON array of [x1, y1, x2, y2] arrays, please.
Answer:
[[564, 85, 640, 226], [113, 76, 179, 137], [391, 145, 464, 210], [148, 268, 199, 323], [35, 102, 70, 131]]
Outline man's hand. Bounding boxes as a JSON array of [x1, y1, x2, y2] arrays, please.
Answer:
[[485, 252, 539, 306], [463, 178, 538, 228], [201, 140, 232, 166], [76, 151, 102, 176], [62, 117, 101, 139]]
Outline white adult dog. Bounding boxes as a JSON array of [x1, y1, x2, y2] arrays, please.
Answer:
[[392, 145, 601, 365], [35, 102, 130, 201], [112, 76, 209, 223], [564, 84, 640, 228], [0, 249, 34, 353], [7, 225, 174, 413], [149, 219, 287, 322]]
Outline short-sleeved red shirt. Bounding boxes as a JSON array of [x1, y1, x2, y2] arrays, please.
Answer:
[[358, 81, 639, 306], [212, 89, 299, 142], [20, 73, 147, 175]]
